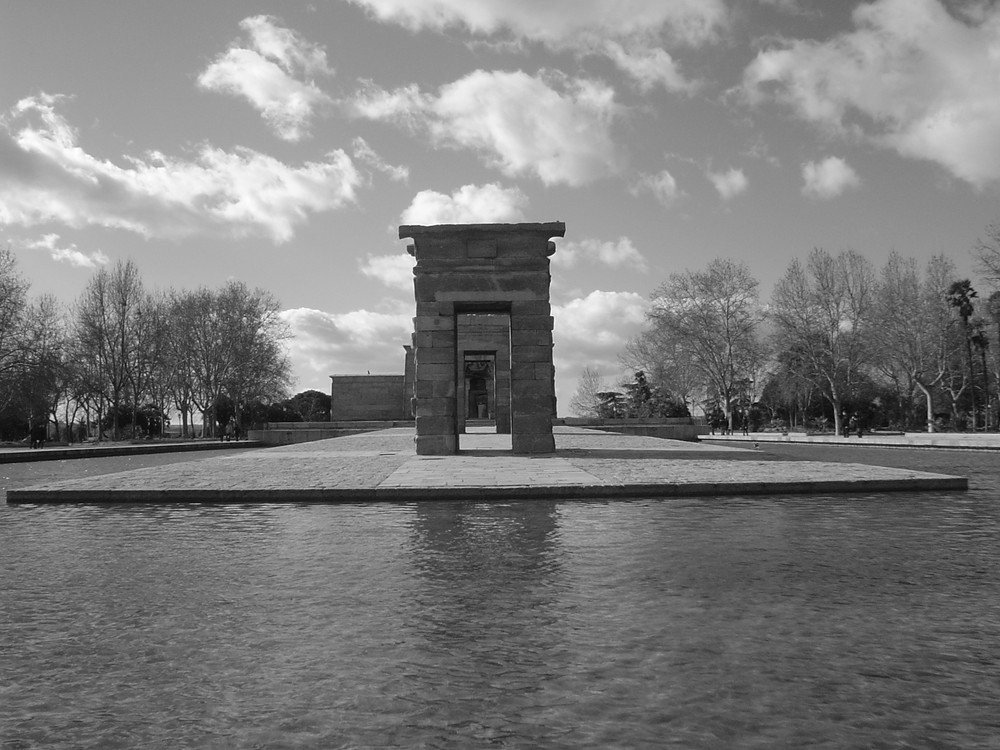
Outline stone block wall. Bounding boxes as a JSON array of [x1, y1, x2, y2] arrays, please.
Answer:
[[330, 375, 410, 421]]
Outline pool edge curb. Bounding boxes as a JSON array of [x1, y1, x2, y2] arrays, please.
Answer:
[[6, 475, 968, 504]]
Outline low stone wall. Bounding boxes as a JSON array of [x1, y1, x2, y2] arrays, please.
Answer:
[[559, 417, 708, 442], [251, 418, 709, 445], [249, 421, 413, 445]]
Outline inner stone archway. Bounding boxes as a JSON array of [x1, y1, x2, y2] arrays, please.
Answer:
[[400, 222, 564, 455], [457, 312, 510, 435]]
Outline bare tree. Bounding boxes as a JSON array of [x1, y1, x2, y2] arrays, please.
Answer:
[[168, 282, 290, 437], [760, 345, 820, 430], [19, 295, 68, 438], [217, 280, 291, 431], [647, 258, 766, 430], [140, 292, 174, 436], [873, 253, 957, 431], [172, 287, 226, 437], [771, 248, 877, 436], [73, 270, 111, 439], [620, 324, 701, 413], [987, 291, 1000, 428], [569, 366, 607, 417], [0, 246, 29, 411], [162, 290, 201, 437], [974, 221, 1000, 285], [73, 260, 147, 440]]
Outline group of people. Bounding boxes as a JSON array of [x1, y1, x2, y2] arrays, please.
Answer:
[[28, 424, 46, 449], [707, 408, 753, 436], [843, 413, 864, 438]]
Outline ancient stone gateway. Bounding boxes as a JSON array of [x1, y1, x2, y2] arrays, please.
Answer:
[[400, 222, 565, 455]]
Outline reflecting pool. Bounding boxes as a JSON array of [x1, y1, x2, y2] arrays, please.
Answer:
[[3, 443, 1000, 748]]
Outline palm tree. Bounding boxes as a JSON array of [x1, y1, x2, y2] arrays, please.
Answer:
[[970, 319, 991, 430], [946, 280, 978, 429]]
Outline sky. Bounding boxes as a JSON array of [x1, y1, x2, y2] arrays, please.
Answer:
[[3, 0, 1000, 414]]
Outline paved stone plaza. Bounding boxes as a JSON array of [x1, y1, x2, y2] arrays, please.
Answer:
[[6, 426, 966, 503]]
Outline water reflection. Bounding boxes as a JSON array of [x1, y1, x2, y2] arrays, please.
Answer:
[[407, 502, 564, 634], [402, 502, 570, 743]]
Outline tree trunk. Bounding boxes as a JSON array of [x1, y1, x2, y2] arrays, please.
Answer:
[[828, 379, 842, 436], [915, 380, 935, 433], [980, 346, 990, 430], [965, 332, 977, 430], [995, 339, 1000, 432]]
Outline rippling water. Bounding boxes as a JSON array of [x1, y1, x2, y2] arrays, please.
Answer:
[[3, 462, 1000, 747]]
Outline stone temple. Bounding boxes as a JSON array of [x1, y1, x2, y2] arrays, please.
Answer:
[[330, 222, 565, 455]]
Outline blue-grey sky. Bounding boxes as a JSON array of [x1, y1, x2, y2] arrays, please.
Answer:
[[2, 0, 998, 411]]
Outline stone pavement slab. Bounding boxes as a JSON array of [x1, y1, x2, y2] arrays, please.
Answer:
[[6, 426, 966, 504]]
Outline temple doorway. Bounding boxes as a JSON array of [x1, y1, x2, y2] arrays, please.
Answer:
[[464, 356, 495, 421]]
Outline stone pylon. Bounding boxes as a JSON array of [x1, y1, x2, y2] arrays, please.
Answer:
[[400, 222, 565, 455]]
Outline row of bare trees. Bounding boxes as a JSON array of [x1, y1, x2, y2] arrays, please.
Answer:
[[1, 247, 67, 439], [576, 225, 1000, 434], [1, 249, 291, 442], [767, 249, 971, 434]]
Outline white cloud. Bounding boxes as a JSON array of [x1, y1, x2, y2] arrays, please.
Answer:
[[352, 137, 409, 183], [400, 182, 527, 224], [743, 0, 1000, 186], [632, 169, 683, 207], [551, 289, 648, 411], [281, 306, 414, 390], [346, 0, 725, 48], [602, 42, 698, 94], [801, 157, 860, 199], [351, 82, 427, 124], [553, 237, 648, 272], [0, 94, 361, 242], [27, 233, 109, 268], [350, 70, 626, 186], [198, 15, 333, 141], [239, 15, 333, 76], [346, 0, 724, 92], [553, 290, 648, 351], [756, 0, 806, 12], [708, 167, 748, 200], [359, 253, 416, 291]]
